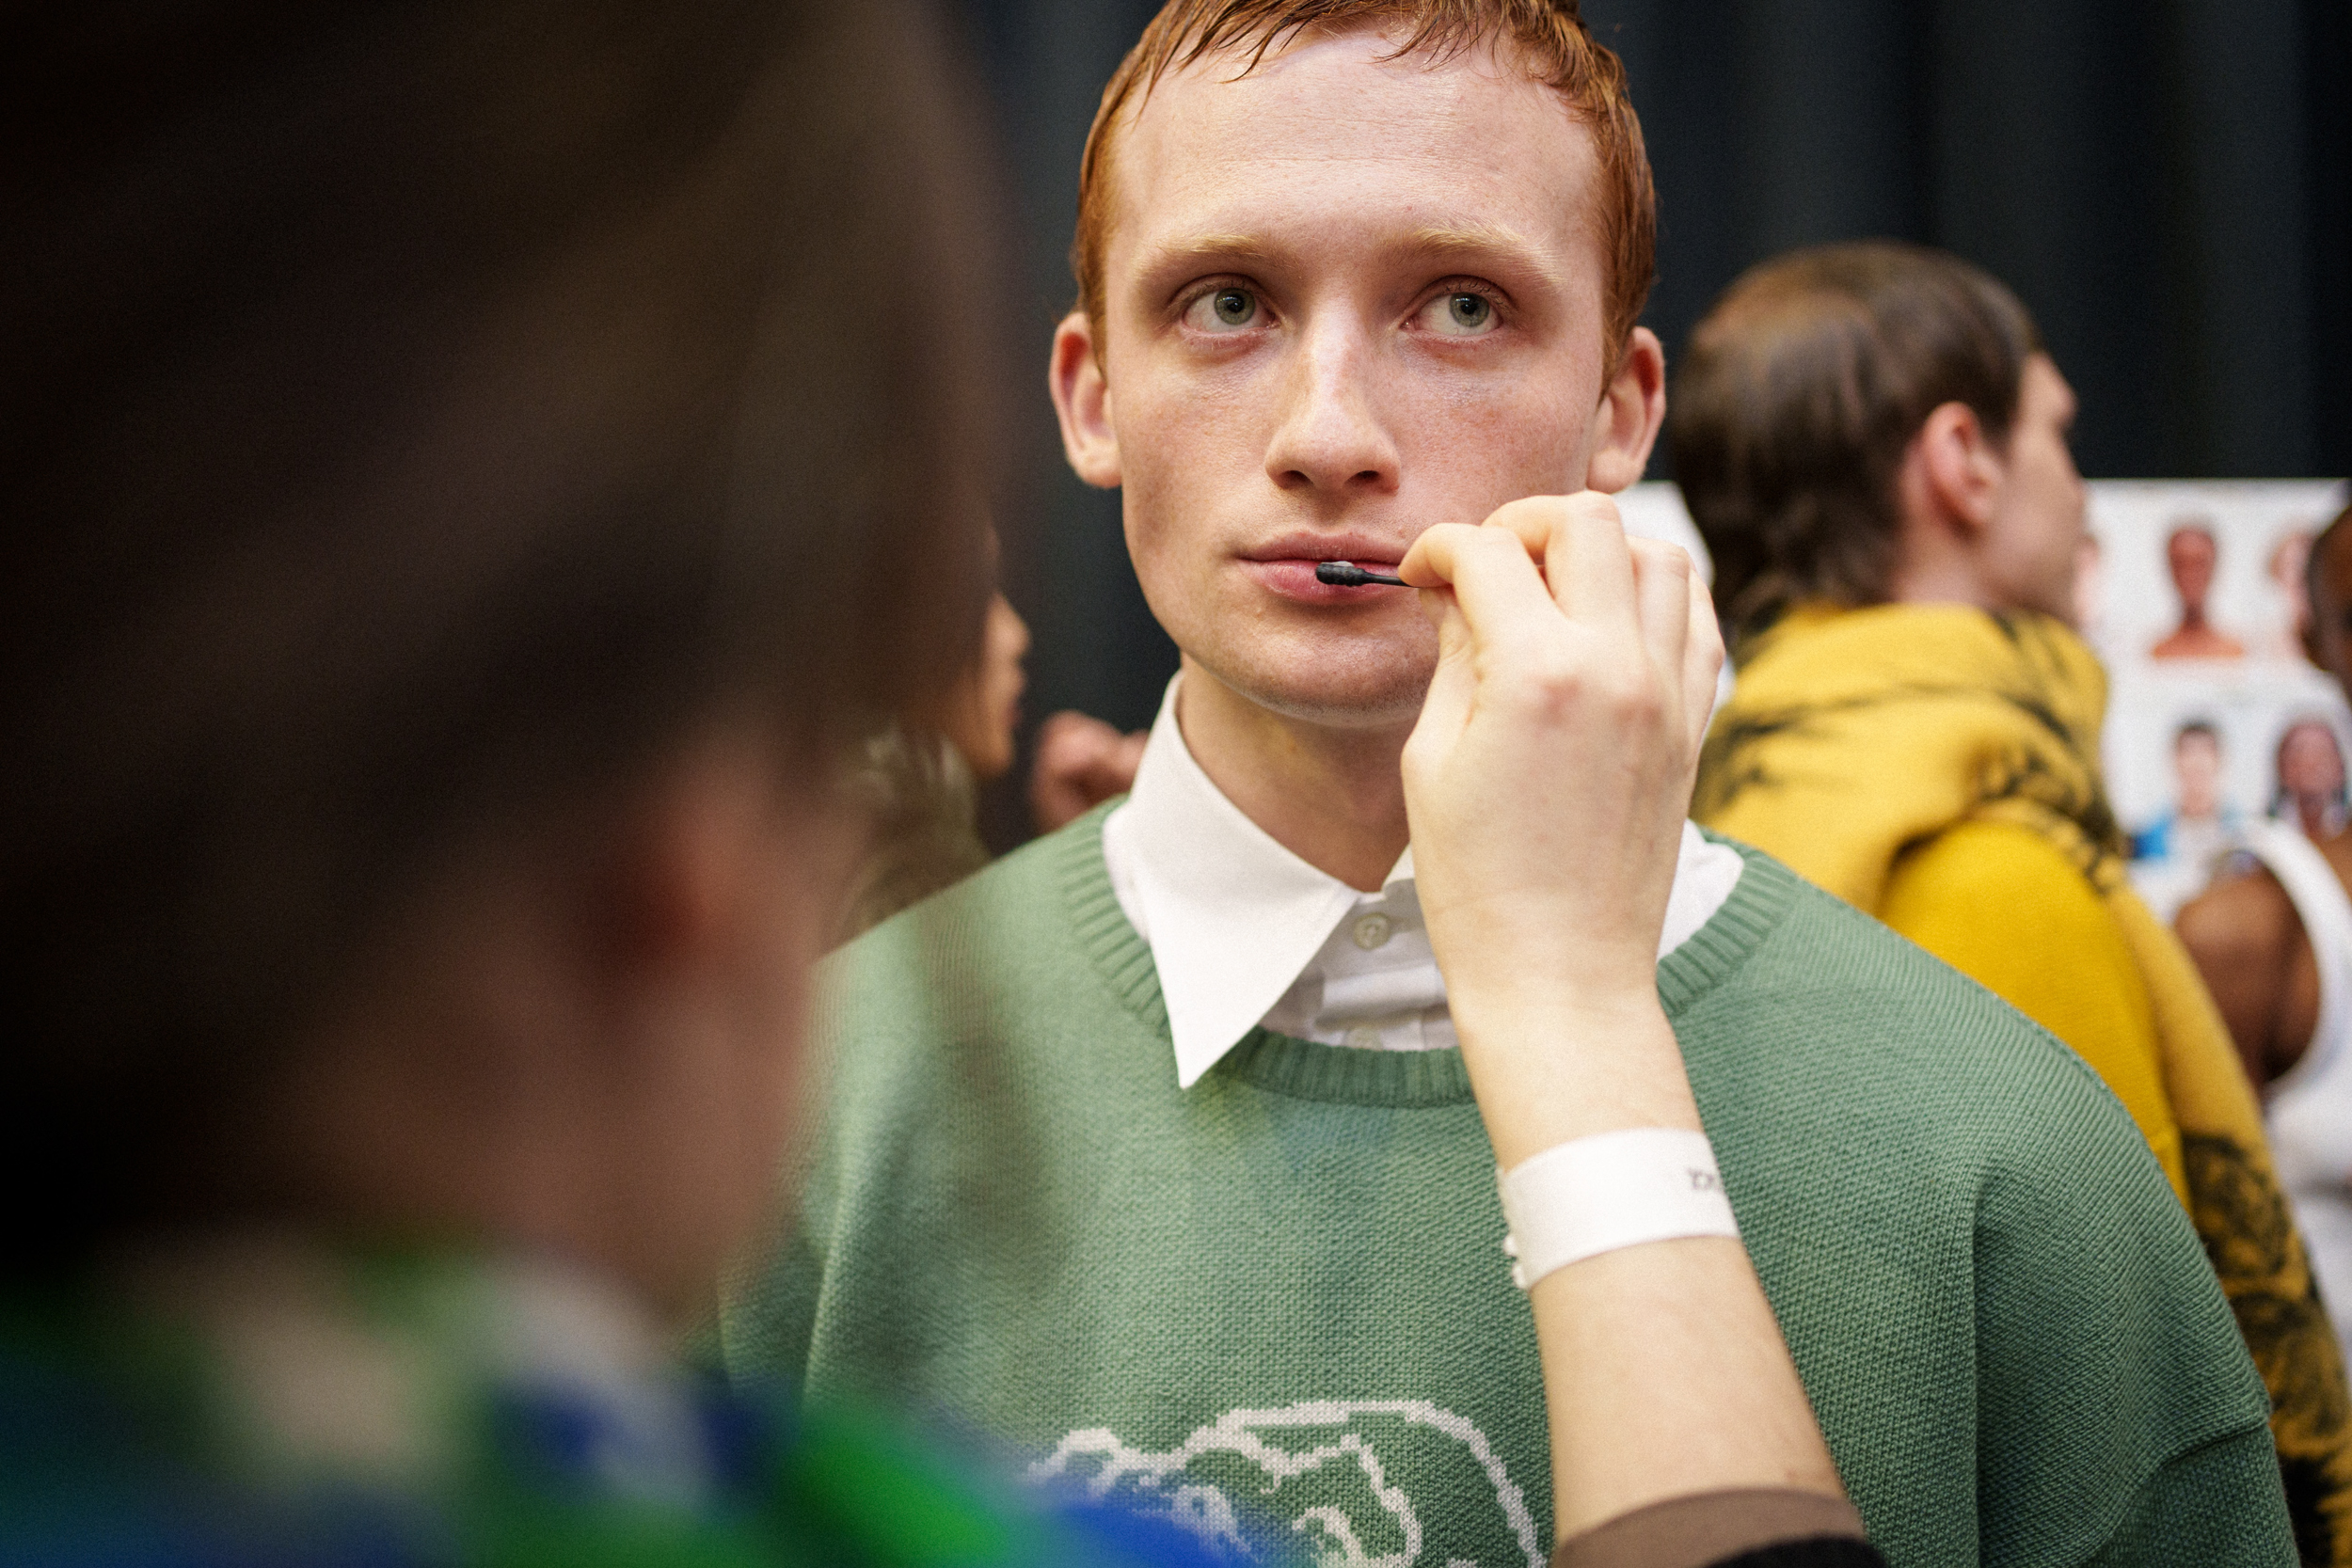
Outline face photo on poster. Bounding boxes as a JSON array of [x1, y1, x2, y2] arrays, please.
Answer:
[[2083, 481, 2352, 918]]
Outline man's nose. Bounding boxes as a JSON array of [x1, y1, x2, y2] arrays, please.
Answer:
[[1262, 316, 1399, 500]]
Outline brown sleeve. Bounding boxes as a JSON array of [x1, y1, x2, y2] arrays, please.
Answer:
[[1552, 1488, 1875, 1568]]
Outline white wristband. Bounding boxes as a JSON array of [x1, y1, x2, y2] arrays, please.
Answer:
[[1498, 1127, 1740, 1291]]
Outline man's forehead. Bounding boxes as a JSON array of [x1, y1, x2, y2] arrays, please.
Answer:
[[1107, 27, 1599, 271]]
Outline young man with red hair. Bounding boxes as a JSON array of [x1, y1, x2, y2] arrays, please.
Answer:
[[724, 6, 2294, 1562]]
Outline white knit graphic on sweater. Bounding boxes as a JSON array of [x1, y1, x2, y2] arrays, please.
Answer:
[[1030, 1400, 1542, 1568]]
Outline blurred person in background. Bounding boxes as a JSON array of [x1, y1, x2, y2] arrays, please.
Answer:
[[2153, 522, 2248, 661], [837, 588, 1030, 941], [1677, 239, 2352, 1561], [2134, 721, 2240, 869], [2131, 720, 2246, 921], [723, 6, 2299, 1564], [2276, 718, 2352, 843], [0, 5, 1931, 1566], [836, 578, 1151, 938], [2183, 507, 2352, 1371], [838, 573, 1152, 939]]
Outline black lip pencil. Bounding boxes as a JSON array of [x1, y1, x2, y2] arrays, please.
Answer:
[[1315, 561, 1408, 588]]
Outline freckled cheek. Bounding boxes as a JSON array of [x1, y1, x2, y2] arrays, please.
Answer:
[[1394, 374, 1586, 497], [1116, 375, 1274, 549]]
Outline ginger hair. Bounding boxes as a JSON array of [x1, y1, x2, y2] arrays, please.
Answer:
[[1072, 0, 1655, 359]]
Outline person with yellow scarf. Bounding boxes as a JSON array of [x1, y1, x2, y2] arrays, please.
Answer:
[[1672, 241, 2352, 1565]]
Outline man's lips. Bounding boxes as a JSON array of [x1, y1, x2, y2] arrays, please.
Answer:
[[1238, 546, 1409, 604], [1238, 532, 1403, 569]]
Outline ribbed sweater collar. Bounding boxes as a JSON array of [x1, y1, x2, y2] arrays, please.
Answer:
[[1056, 804, 1795, 1107]]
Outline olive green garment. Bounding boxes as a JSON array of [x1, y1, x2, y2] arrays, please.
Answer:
[[724, 806, 2295, 1568]]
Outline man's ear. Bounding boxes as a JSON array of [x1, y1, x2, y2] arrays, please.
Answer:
[[1910, 401, 2001, 537], [1049, 310, 1120, 489], [1581, 326, 1666, 494]]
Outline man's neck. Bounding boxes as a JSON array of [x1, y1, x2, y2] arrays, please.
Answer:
[[1174, 656, 1412, 893], [1886, 553, 2003, 614]]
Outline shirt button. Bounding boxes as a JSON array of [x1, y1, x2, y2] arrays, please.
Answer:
[[1351, 912, 1394, 950], [1344, 1024, 1384, 1050]]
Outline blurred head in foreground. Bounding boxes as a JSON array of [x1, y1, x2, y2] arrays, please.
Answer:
[[0, 0, 1001, 1304], [1670, 241, 2085, 654]]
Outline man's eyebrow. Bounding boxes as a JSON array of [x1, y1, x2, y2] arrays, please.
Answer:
[[1400, 224, 1567, 290], [1132, 232, 1276, 291], [1130, 224, 1569, 295]]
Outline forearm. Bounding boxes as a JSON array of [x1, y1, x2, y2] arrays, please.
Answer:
[[1455, 994, 1848, 1541], [1533, 1238, 1846, 1538]]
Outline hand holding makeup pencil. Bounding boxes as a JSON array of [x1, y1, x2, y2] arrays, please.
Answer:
[[1398, 492, 1718, 1163], [1396, 493, 1864, 1560]]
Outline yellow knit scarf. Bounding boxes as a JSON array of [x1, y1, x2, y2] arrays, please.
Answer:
[[1696, 603, 2352, 1563]]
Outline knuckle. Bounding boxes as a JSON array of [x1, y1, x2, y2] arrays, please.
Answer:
[[1522, 648, 1592, 712], [1495, 636, 1577, 698], [1606, 672, 1663, 725], [1566, 490, 1626, 530], [1635, 537, 1692, 578]]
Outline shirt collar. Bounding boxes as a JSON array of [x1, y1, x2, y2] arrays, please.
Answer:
[[1102, 675, 1742, 1087]]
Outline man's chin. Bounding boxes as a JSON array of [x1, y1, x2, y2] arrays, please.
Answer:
[[1191, 645, 1435, 731]]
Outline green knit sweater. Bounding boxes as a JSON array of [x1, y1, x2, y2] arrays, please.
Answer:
[[723, 808, 2294, 1568]]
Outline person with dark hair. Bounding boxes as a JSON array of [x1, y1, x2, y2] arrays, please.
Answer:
[[2153, 522, 2248, 661], [722, 9, 2298, 1565], [2135, 721, 2234, 863], [836, 588, 1032, 942], [2182, 506, 2352, 1374], [1678, 241, 2352, 1559], [2131, 719, 2246, 919], [2277, 719, 2352, 843], [0, 2, 1161, 1560]]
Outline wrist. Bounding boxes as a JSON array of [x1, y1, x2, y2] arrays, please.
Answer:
[[1426, 911, 1665, 1025], [1499, 1127, 1739, 1291], [1450, 991, 1700, 1168]]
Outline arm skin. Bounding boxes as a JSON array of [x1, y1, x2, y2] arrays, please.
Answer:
[[2176, 867, 2317, 1088], [1400, 498, 1858, 1550]]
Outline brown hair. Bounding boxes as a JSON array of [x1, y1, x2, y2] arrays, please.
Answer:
[[1073, 0, 1655, 359], [0, 0, 1004, 1264], [1668, 242, 2043, 650]]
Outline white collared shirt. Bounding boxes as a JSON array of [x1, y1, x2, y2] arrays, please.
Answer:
[[1102, 677, 1745, 1087]]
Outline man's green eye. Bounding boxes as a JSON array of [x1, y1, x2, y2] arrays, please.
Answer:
[[1213, 288, 1255, 325], [1448, 293, 1491, 329]]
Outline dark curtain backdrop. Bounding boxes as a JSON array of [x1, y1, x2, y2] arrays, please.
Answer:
[[955, 0, 2351, 847]]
